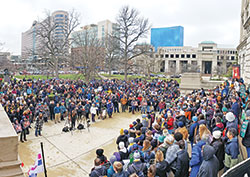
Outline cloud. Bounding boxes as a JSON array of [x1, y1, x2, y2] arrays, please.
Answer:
[[0, 0, 241, 55]]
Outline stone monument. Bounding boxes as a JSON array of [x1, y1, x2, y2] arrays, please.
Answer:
[[180, 72, 202, 95], [0, 105, 24, 177]]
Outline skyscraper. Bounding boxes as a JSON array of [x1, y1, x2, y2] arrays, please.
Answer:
[[151, 26, 184, 51]]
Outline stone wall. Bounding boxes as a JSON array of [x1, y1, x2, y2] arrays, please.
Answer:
[[0, 105, 24, 177]]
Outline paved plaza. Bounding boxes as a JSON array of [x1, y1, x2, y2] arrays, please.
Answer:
[[19, 113, 139, 176]]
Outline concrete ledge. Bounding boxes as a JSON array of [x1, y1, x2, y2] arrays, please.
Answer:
[[0, 105, 24, 177]]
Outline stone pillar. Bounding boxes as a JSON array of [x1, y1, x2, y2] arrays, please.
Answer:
[[165, 59, 169, 73], [0, 105, 24, 177], [176, 60, 180, 74]]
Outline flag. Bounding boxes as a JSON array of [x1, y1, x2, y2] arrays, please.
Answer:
[[28, 153, 44, 177]]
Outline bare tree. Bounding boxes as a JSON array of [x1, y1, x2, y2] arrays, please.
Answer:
[[104, 34, 120, 76], [115, 6, 150, 80], [71, 30, 105, 82], [35, 10, 80, 78]]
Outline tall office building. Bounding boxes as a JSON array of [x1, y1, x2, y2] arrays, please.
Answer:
[[21, 10, 69, 60], [238, 0, 250, 83], [71, 19, 119, 47], [151, 26, 184, 51]]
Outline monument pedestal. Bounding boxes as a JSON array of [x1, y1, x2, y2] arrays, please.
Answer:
[[180, 73, 202, 95], [0, 105, 24, 177]]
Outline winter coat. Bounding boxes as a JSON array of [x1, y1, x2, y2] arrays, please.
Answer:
[[197, 145, 219, 177], [107, 165, 115, 177], [211, 139, 225, 170], [54, 106, 60, 114], [127, 161, 147, 176], [175, 149, 190, 177], [112, 171, 129, 177], [189, 122, 199, 142], [116, 135, 128, 147], [189, 140, 206, 177], [242, 121, 250, 147], [155, 160, 170, 177], [225, 137, 241, 168], [231, 102, 240, 119], [165, 144, 179, 170], [90, 166, 107, 177]]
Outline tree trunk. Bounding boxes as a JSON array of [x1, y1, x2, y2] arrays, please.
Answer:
[[124, 60, 128, 81], [55, 57, 59, 78], [109, 61, 112, 76]]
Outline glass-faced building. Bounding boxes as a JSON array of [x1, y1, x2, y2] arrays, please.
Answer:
[[151, 26, 184, 51]]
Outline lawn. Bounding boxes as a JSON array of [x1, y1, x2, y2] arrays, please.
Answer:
[[15, 74, 181, 83], [15, 74, 85, 80]]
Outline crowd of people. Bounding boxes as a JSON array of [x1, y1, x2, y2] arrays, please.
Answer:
[[89, 78, 250, 177], [1, 76, 250, 177], [0, 78, 179, 142]]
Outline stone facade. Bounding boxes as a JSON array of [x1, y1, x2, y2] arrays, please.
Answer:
[[133, 41, 237, 76], [238, 0, 250, 84]]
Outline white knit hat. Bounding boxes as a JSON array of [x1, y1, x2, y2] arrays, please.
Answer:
[[226, 112, 235, 122], [119, 142, 125, 149], [212, 130, 221, 139]]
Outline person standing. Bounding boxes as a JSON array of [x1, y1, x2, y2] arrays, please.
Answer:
[[175, 140, 190, 177], [49, 100, 55, 121], [35, 112, 43, 137], [90, 104, 98, 122], [54, 103, 61, 124], [121, 96, 127, 112], [197, 145, 219, 177], [242, 110, 250, 158], [224, 128, 242, 172], [20, 116, 27, 142]]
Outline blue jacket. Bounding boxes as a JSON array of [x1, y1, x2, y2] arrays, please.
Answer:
[[231, 102, 240, 119], [189, 122, 199, 142], [107, 165, 115, 177], [190, 140, 206, 177], [54, 106, 60, 114], [225, 137, 239, 159]]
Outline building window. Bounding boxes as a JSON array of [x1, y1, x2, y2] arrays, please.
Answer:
[[231, 56, 235, 60], [170, 54, 174, 58], [217, 56, 219, 60], [55, 14, 64, 17], [160, 54, 164, 58], [187, 54, 190, 58], [181, 54, 185, 58], [221, 56, 224, 60], [155, 54, 159, 58], [165, 54, 169, 58], [226, 56, 230, 60], [176, 54, 179, 58], [192, 54, 196, 58]]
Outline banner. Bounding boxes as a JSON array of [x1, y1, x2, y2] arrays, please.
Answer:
[[232, 65, 240, 79]]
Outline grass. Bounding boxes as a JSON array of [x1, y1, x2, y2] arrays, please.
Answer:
[[15, 74, 85, 80], [15, 74, 181, 83]]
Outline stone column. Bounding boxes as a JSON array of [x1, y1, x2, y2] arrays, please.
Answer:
[[165, 59, 169, 73], [176, 60, 180, 74], [0, 105, 24, 177]]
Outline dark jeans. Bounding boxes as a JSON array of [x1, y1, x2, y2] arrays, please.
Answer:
[[20, 129, 26, 141], [50, 112, 55, 120], [122, 105, 126, 112], [114, 106, 119, 113], [35, 128, 41, 136]]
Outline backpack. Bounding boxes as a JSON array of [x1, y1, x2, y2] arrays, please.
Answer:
[[62, 126, 69, 132], [131, 163, 146, 177], [77, 124, 85, 130]]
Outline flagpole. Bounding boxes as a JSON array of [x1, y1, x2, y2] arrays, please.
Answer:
[[40, 142, 47, 177]]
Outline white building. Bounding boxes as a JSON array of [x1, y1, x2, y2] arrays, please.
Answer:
[[238, 0, 250, 83], [21, 10, 69, 61], [71, 19, 119, 47], [134, 41, 237, 75]]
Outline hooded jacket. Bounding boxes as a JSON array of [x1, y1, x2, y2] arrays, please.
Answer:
[[155, 160, 170, 177], [197, 145, 219, 177], [175, 149, 190, 177], [211, 139, 225, 170], [189, 140, 206, 177]]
